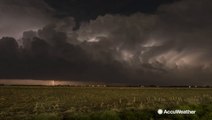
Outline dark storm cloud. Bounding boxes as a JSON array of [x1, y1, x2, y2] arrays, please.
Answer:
[[44, 0, 177, 20], [44, 0, 178, 29], [73, 0, 212, 85], [0, 0, 55, 38], [0, 0, 212, 85], [4, 22, 128, 83]]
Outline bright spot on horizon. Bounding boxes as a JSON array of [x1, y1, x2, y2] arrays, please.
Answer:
[[51, 80, 55, 86], [0, 79, 86, 86]]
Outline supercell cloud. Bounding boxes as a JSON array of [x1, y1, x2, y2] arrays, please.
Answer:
[[0, 0, 212, 85]]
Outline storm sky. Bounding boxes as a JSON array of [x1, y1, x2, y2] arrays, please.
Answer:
[[0, 0, 212, 85]]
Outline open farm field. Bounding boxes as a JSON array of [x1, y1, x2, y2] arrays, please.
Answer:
[[0, 86, 211, 120]]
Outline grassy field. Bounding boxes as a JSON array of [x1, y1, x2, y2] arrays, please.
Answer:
[[0, 86, 211, 120]]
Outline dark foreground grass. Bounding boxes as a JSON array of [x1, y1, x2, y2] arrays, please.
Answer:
[[0, 86, 211, 120]]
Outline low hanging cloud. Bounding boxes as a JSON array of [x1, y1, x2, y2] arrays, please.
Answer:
[[0, 0, 212, 85], [73, 0, 212, 85]]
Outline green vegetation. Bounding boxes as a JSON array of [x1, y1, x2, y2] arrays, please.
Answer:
[[0, 86, 211, 120]]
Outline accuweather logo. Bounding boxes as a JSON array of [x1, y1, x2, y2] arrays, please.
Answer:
[[157, 109, 163, 114], [157, 109, 196, 115]]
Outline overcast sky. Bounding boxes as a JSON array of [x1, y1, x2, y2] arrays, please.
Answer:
[[0, 0, 212, 85]]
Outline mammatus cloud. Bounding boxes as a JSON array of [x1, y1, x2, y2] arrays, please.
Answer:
[[0, 0, 211, 85]]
